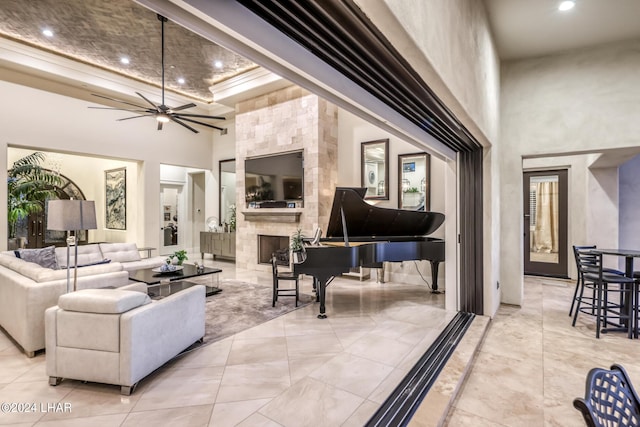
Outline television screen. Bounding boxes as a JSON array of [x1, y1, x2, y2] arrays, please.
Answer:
[[245, 151, 304, 205]]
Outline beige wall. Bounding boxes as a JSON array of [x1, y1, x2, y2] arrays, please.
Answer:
[[0, 79, 215, 251], [500, 40, 640, 304], [356, 0, 501, 314], [8, 148, 139, 244]]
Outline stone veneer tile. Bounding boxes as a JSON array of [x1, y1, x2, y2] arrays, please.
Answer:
[[235, 88, 338, 270]]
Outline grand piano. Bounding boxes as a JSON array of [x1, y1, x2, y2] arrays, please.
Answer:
[[294, 187, 445, 318]]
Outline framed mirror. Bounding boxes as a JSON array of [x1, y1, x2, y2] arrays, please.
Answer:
[[219, 159, 236, 229], [398, 152, 430, 211], [361, 139, 389, 200]]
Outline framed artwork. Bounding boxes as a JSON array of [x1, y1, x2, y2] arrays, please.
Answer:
[[398, 152, 430, 211], [361, 139, 389, 200], [105, 167, 126, 230], [163, 212, 171, 221]]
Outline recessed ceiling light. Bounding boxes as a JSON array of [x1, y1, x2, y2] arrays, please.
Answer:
[[120, 57, 130, 65], [42, 29, 54, 37], [558, 1, 575, 11], [177, 77, 185, 84], [214, 60, 223, 69]]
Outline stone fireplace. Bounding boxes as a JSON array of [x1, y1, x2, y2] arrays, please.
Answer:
[[258, 235, 289, 265], [235, 86, 338, 271]]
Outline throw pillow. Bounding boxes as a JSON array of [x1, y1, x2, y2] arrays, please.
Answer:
[[15, 246, 59, 269]]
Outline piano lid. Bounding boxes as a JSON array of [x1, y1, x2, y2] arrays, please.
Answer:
[[325, 187, 445, 238]]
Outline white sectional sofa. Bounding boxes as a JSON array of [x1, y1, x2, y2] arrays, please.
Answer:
[[46, 285, 205, 394], [0, 243, 165, 357]]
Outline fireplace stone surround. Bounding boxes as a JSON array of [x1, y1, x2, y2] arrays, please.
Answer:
[[234, 87, 338, 271]]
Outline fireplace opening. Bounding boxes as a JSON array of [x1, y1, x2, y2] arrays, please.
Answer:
[[258, 235, 290, 264]]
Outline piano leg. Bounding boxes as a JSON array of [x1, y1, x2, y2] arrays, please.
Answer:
[[430, 261, 442, 294], [317, 280, 327, 319]]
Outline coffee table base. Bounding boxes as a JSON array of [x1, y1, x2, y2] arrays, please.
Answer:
[[148, 280, 222, 299]]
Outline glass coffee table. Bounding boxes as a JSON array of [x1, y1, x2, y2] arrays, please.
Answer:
[[129, 264, 222, 299]]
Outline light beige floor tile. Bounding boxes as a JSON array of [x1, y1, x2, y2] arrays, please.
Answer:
[[173, 337, 233, 369], [308, 352, 394, 398], [35, 413, 127, 426], [258, 377, 363, 427], [288, 355, 333, 385], [234, 318, 286, 340], [209, 398, 270, 427], [285, 333, 343, 358], [236, 412, 282, 427], [346, 333, 414, 367], [341, 399, 380, 427], [368, 368, 407, 404], [283, 318, 335, 337], [226, 337, 287, 366], [215, 361, 290, 403], [0, 354, 42, 383], [133, 366, 223, 412], [123, 404, 213, 427], [40, 382, 142, 421], [444, 407, 509, 427], [0, 379, 74, 425]]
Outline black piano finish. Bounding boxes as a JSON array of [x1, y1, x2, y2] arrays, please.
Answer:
[[294, 187, 445, 318]]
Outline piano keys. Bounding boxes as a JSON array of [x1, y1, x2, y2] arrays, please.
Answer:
[[294, 187, 445, 318]]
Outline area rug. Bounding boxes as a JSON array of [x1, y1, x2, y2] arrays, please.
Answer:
[[188, 278, 315, 344]]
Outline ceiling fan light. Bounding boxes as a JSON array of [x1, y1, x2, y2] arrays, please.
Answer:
[[156, 114, 170, 123]]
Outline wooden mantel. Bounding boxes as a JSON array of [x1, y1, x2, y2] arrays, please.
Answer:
[[241, 209, 302, 223]]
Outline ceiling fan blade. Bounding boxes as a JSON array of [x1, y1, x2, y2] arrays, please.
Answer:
[[170, 116, 199, 133], [91, 93, 149, 110], [173, 112, 226, 120], [176, 116, 225, 131], [116, 114, 156, 121], [171, 103, 197, 111], [135, 92, 160, 110], [158, 121, 163, 131], [89, 106, 151, 114]]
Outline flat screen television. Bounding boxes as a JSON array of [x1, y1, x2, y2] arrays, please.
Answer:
[[245, 151, 304, 206]]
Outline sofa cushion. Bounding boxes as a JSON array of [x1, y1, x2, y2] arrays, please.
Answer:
[[58, 289, 151, 314], [99, 243, 141, 263], [55, 245, 104, 269], [77, 259, 111, 268], [15, 246, 58, 269]]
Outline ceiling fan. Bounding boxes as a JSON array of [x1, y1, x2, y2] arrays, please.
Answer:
[[89, 14, 225, 134]]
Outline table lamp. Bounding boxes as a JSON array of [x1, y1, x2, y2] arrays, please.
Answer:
[[47, 200, 97, 292]]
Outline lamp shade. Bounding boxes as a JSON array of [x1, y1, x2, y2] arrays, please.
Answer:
[[47, 200, 97, 231]]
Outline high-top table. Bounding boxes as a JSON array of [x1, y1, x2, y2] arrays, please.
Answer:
[[129, 264, 222, 298], [589, 249, 640, 338]]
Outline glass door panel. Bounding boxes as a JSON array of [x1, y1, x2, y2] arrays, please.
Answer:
[[523, 170, 568, 277]]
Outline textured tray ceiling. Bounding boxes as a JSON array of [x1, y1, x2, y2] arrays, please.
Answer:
[[0, 0, 257, 102]]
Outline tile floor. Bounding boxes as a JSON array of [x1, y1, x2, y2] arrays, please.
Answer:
[[3, 265, 629, 426], [445, 275, 640, 426], [0, 259, 453, 426]]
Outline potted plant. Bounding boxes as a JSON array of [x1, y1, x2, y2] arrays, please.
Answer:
[[290, 228, 305, 264], [7, 152, 62, 248], [169, 250, 188, 265]]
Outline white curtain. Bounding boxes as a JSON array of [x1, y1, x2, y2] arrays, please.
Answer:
[[533, 181, 559, 253]]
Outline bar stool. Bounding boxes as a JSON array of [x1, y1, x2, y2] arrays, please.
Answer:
[[572, 251, 636, 338]]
